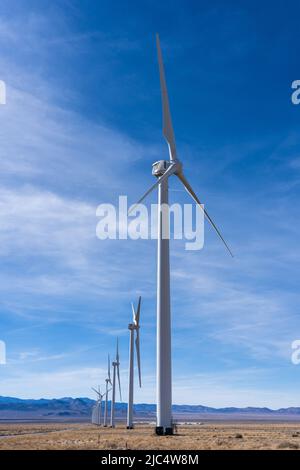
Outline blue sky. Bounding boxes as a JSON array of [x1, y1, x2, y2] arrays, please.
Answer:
[[1, 0, 300, 407]]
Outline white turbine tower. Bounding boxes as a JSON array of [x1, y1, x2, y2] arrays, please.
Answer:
[[103, 354, 112, 427], [110, 339, 122, 428], [127, 296, 142, 429], [91, 402, 97, 425], [129, 34, 233, 435]]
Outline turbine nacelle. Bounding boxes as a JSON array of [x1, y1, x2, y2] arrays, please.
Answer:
[[152, 159, 182, 178], [92, 386, 105, 401], [152, 160, 172, 177]]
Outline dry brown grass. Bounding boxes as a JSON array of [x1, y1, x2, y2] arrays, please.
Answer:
[[0, 422, 300, 450]]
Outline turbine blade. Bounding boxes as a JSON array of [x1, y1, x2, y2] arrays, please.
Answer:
[[116, 338, 119, 362], [135, 329, 142, 388], [177, 172, 234, 257], [108, 354, 111, 382], [92, 387, 99, 396], [117, 365, 122, 401], [131, 302, 136, 323], [156, 33, 177, 161], [135, 296, 141, 326], [128, 163, 176, 215]]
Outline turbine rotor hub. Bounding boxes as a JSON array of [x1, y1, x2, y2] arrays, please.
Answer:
[[152, 159, 182, 178], [152, 160, 171, 177]]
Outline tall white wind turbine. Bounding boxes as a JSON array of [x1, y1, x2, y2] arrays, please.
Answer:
[[103, 354, 112, 427], [127, 296, 142, 429], [110, 338, 122, 428], [129, 34, 233, 435]]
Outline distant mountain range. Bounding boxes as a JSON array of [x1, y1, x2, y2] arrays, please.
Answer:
[[1, 396, 300, 421]]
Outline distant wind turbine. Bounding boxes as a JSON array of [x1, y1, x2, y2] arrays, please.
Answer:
[[103, 354, 112, 427], [91, 385, 105, 426], [110, 338, 122, 428], [127, 296, 142, 429]]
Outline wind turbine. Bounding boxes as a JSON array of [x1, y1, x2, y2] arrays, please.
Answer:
[[129, 34, 233, 435], [91, 389, 99, 425], [110, 338, 122, 428], [91, 386, 105, 426], [127, 296, 142, 429], [103, 354, 112, 427]]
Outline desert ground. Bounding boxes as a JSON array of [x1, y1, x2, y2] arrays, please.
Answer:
[[0, 421, 300, 450]]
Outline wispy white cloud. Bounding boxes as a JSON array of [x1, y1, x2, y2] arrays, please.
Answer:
[[0, 366, 107, 399]]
